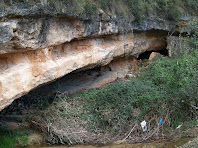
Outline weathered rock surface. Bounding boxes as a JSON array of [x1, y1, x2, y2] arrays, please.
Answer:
[[149, 52, 159, 61], [166, 36, 196, 57], [0, 3, 192, 111]]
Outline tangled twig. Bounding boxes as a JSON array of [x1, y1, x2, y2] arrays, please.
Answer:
[[122, 123, 138, 142], [143, 109, 169, 141]]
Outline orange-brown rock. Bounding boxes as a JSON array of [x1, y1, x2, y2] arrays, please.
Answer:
[[0, 32, 167, 111], [146, 30, 167, 51], [0, 5, 182, 111], [89, 72, 118, 89], [149, 52, 159, 61]]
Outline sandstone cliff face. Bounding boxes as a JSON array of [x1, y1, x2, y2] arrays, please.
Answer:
[[0, 4, 191, 111]]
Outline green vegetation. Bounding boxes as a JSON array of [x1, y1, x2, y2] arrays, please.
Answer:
[[122, 0, 197, 21], [0, 127, 31, 148], [76, 49, 198, 129], [34, 26, 198, 144], [0, 0, 197, 21]]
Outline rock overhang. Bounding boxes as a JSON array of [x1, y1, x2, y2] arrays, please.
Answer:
[[0, 3, 195, 111]]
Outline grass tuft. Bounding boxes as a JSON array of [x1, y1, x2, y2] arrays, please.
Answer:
[[0, 127, 31, 148]]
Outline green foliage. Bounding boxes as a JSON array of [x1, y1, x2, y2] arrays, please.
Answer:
[[140, 50, 198, 126], [72, 48, 197, 130], [182, 0, 198, 15], [78, 79, 164, 131], [0, 136, 15, 148], [189, 19, 198, 47], [0, 0, 197, 22], [142, 59, 149, 63], [84, 0, 97, 18], [97, 0, 112, 10], [124, 0, 147, 22], [0, 127, 30, 148]]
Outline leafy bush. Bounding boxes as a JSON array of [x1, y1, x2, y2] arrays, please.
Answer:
[[141, 50, 198, 125], [77, 79, 161, 130], [76, 49, 198, 129]]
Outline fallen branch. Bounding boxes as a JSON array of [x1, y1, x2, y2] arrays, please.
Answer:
[[122, 123, 138, 142]]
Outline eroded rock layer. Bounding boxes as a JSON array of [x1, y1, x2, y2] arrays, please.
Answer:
[[0, 7, 189, 111]]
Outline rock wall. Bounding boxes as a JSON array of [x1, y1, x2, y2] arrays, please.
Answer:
[[0, 4, 191, 111], [167, 36, 196, 57]]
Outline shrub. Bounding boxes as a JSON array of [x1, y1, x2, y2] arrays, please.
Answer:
[[77, 49, 198, 129], [140, 50, 198, 126]]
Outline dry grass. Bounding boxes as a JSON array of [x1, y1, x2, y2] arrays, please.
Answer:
[[32, 96, 119, 145], [32, 94, 176, 145]]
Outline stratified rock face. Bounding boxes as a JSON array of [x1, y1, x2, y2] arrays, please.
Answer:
[[0, 4, 190, 111]]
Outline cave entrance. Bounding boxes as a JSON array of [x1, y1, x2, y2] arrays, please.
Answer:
[[1, 48, 169, 120], [137, 48, 169, 60], [0, 54, 139, 119], [137, 51, 152, 60], [0, 65, 113, 118]]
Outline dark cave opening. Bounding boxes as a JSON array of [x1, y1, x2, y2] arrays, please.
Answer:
[[137, 51, 152, 60], [0, 66, 108, 117], [137, 48, 169, 60], [158, 48, 169, 56]]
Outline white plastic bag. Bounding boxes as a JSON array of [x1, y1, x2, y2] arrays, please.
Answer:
[[141, 120, 147, 132]]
